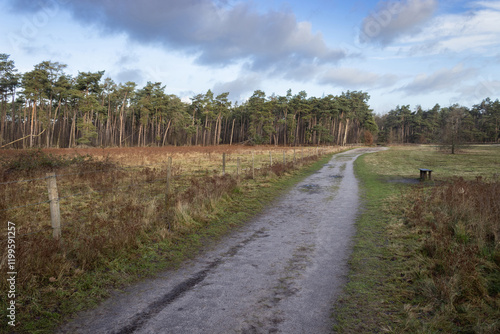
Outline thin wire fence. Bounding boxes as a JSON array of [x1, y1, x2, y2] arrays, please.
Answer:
[[0, 146, 344, 240]]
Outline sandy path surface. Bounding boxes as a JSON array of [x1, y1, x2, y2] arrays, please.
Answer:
[[57, 147, 386, 334]]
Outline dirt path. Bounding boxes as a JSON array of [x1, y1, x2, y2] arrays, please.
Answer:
[[58, 147, 386, 334]]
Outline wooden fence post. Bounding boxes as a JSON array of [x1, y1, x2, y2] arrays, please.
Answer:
[[46, 173, 61, 240], [237, 157, 241, 177], [269, 151, 273, 166], [165, 157, 172, 207], [283, 151, 286, 165], [293, 149, 296, 165]]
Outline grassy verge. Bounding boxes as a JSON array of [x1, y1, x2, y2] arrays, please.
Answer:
[[335, 145, 500, 333], [334, 150, 416, 332], [0, 148, 340, 333]]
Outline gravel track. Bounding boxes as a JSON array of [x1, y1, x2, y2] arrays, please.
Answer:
[[58, 147, 386, 334]]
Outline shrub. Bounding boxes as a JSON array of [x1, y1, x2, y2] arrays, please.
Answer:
[[0, 149, 115, 178], [364, 130, 374, 146]]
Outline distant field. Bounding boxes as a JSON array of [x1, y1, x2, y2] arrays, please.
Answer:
[[0, 144, 334, 175], [362, 144, 500, 180]]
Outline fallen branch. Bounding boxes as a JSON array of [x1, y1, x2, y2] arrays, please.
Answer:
[[1, 129, 46, 148]]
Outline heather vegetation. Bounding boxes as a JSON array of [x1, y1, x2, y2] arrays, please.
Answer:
[[397, 177, 500, 332], [0, 145, 340, 332]]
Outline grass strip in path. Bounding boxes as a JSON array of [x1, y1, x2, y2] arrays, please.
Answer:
[[333, 151, 418, 332]]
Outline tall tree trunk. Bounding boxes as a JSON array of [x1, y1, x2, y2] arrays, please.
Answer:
[[138, 124, 142, 147], [112, 107, 118, 146], [337, 116, 343, 145], [203, 114, 208, 146], [157, 118, 161, 146], [331, 118, 336, 143], [119, 110, 124, 147], [0, 99, 5, 146], [217, 115, 222, 145], [29, 102, 36, 148], [22, 106, 27, 148], [105, 97, 111, 146], [195, 125, 199, 146], [283, 110, 288, 146], [45, 97, 52, 147], [295, 116, 301, 144], [240, 118, 244, 142], [50, 100, 61, 147], [223, 117, 228, 144], [119, 93, 128, 148], [59, 107, 67, 148], [230, 118, 235, 145], [10, 90, 17, 146], [69, 111, 76, 148], [213, 115, 219, 145], [162, 120, 171, 146], [343, 118, 350, 146]]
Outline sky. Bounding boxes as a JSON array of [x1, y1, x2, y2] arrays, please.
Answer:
[[1, 0, 500, 114]]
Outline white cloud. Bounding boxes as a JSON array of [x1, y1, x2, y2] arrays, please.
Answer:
[[213, 73, 263, 101], [114, 68, 144, 84], [360, 0, 438, 45], [456, 78, 500, 103], [319, 67, 398, 89], [471, 1, 500, 10], [398, 2, 500, 54], [397, 64, 478, 95], [7, 0, 346, 73]]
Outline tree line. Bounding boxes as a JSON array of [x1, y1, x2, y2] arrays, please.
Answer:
[[0, 54, 378, 149], [377, 100, 500, 145]]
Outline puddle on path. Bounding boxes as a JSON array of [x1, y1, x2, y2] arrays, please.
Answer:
[[298, 184, 322, 193]]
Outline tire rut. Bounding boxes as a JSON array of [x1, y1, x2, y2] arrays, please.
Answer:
[[113, 228, 269, 334]]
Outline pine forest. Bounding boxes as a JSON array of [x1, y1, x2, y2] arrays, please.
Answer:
[[1, 54, 499, 149]]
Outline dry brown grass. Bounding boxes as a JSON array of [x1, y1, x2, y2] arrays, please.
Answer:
[[395, 178, 500, 332], [0, 144, 343, 331]]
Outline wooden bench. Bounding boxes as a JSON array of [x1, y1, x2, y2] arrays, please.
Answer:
[[419, 168, 432, 180]]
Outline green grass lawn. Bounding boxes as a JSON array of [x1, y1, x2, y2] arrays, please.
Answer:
[[335, 145, 500, 333], [364, 145, 500, 180]]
